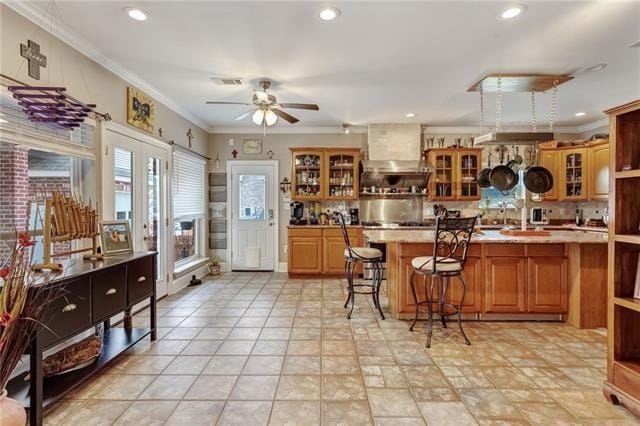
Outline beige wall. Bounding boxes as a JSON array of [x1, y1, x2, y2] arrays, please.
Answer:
[[0, 4, 208, 155], [207, 132, 366, 262]]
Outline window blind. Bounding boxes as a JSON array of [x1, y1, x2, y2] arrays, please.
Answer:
[[172, 150, 205, 219]]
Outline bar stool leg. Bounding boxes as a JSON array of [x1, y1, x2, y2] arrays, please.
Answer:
[[344, 259, 352, 308], [440, 276, 448, 329], [457, 274, 471, 345], [426, 274, 436, 348], [374, 261, 385, 320], [408, 269, 419, 331], [371, 261, 379, 308], [347, 260, 357, 320]]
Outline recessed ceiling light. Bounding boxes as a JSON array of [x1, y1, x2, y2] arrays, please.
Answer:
[[405, 113, 416, 118], [318, 7, 340, 21], [499, 4, 527, 20], [124, 7, 148, 21], [584, 63, 607, 72], [575, 112, 586, 117]]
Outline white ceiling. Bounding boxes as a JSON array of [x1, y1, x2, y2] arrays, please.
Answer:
[[16, 1, 640, 132]]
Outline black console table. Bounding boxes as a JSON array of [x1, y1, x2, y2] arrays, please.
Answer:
[[6, 252, 157, 426]]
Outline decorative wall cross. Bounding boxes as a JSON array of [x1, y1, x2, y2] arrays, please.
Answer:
[[20, 40, 47, 80], [186, 128, 194, 148]]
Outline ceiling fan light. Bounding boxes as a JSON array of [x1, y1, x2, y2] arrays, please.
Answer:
[[265, 109, 278, 126], [252, 109, 265, 125]]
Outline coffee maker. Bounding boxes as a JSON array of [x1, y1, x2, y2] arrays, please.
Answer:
[[349, 208, 359, 225], [290, 201, 307, 225]]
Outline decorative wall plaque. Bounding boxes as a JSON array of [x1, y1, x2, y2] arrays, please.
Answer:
[[20, 40, 47, 80]]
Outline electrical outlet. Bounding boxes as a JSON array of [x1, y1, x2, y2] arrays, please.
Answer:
[[284, 244, 288, 254]]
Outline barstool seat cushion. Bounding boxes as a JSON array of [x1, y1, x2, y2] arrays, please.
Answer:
[[345, 247, 383, 260], [411, 256, 462, 272]]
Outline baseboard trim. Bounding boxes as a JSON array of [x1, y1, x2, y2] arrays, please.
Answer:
[[278, 262, 288, 273]]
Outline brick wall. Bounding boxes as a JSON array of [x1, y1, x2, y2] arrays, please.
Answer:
[[0, 145, 29, 262]]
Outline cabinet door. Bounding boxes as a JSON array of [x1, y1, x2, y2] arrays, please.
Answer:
[[560, 148, 588, 200], [447, 256, 483, 313], [588, 143, 610, 200], [457, 150, 482, 201], [539, 150, 560, 200], [288, 237, 323, 274], [484, 257, 526, 313], [324, 237, 348, 274], [527, 256, 568, 313], [429, 150, 456, 200], [291, 150, 324, 200], [325, 150, 359, 200]]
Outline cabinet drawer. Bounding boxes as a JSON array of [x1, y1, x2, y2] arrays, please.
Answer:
[[128, 257, 154, 304], [289, 228, 323, 237], [485, 244, 525, 257], [92, 266, 127, 321], [323, 228, 360, 238], [525, 244, 565, 257], [39, 278, 91, 348]]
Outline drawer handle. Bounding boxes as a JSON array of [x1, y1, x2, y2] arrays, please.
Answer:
[[105, 288, 117, 296], [62, 303, 77, 313], [137, 276, 146, 282]]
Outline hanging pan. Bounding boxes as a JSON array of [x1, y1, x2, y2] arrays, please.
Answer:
[[489, 145, 519, 194], [523, 148, 553, 194], [477, 152, 492, 188]]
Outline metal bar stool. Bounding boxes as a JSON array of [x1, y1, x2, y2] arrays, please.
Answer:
[[334, 212, 385, 320], [408, 215, 478, 348]]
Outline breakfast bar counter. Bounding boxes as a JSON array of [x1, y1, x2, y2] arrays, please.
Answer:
[[365, 229, 608, 328]]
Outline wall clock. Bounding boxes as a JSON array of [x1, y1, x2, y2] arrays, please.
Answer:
[[243, 139, 262, 154]]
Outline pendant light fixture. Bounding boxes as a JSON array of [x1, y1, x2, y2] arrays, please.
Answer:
[[252, 109, 265, 125]]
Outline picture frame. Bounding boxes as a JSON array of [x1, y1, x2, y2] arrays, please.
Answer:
[[100, 220, 133, 255], [634, 256, 640, 299], [127, 87, 155, 133], [243, 139, 262, 154]]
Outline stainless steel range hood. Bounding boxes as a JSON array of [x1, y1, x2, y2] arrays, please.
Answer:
[[361, 159, 433, 174], [474, 131, 555, 146]]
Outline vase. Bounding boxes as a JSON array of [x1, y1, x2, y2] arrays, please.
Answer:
[[0, 389, 26, 426]]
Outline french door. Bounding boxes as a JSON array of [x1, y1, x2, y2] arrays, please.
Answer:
[[102, 125, 170, 296], [229, 160, 278, 271]]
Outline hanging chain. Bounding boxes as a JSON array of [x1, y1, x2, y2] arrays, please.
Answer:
[[549, 81, 558, 132], [495, 75, 502, 131], [530, 91, 537, 132], [479, 85, 485, 135]]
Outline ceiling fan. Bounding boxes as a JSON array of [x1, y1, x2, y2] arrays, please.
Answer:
[[206, 80, 319, 127]]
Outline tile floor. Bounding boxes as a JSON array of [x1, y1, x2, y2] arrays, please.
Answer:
[[45, 272, 639, 425]]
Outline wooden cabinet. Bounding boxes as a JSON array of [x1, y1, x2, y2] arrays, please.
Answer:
[[288, 227, 362, 275], [290, 148, 360, 201], [559, 147, 588, 200], [588, 140, 610, 200], [484, 256, 526, 313], [447, 255, 483, 313], [325, 149, 359, 200], [539, 149, 560, 200], [426, 148, 482, 201], [527, 256, 568, 313]]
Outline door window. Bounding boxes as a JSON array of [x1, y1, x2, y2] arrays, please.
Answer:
[[239, 175, 266, 221], [114, 147, 133, 225]]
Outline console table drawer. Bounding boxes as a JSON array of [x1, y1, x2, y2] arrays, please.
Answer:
[[91, 266, 127, 320], [40, 277, 91, 349], [128, 257, 154, 304]]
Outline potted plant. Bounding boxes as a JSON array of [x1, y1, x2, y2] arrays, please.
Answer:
[[209, 257, 221, 276], [1, 231, 54, 426]]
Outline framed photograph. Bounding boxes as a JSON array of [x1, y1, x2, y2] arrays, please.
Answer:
[[243, 139, 262, 154], [100, 220, 133, 255], [127, 87, 155, 133]]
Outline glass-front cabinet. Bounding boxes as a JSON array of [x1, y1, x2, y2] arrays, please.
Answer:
[[292, 149, 324, 200], [426, 148, 482, 201], [325, 149, 359, 200], [560, 147, 587, 200], [290, 148, 360, 201]]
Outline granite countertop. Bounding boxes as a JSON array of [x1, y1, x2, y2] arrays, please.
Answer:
[[287, 225, 363, 228], [363, 229, 608, 244]]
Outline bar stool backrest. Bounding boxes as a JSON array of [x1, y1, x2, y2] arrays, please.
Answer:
[[333, 211, 354, 258], [432, 216, 478, 273]]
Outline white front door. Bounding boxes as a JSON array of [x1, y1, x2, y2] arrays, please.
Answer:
[[229, 161, 278, 271], [102, 125, 170, 296]]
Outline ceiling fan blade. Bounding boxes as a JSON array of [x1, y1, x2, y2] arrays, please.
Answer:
[[253, 90, 269, 102], [205, 101, 251, 105], [271, 108, 299, 124], [234, 109, 256, 121], [279, 103, 319, 111]]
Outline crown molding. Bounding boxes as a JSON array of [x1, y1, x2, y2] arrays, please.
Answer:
[[571, 117, 609, 133], [209, 125, 369, 134], [3, 0, 209, 131]]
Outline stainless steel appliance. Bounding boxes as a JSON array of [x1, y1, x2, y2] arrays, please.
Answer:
[[349, 208, 359, 225], [530, 207, 549, 225]]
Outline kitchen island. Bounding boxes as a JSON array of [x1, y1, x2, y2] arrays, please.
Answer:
[[364, 229, 608, 328]]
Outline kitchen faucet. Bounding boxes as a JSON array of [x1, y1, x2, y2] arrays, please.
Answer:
[[500, 201, 518, 226]]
